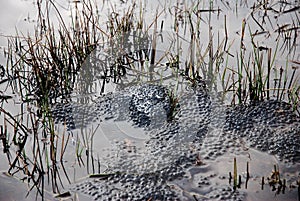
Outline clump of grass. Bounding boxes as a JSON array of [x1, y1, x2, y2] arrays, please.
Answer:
[[2, 0, 105, 197], [107, 2, 136, 37], [265, 164, 287, 195], [8, 0, 100, 105], [1, 0, 155, 197], [171, 0, 299, 109], [0, 0, 299, 200], [229, 157, 242, 190]]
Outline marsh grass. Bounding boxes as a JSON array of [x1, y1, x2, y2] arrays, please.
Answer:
[[8, 0, 100, 105], [265, 164, 289, 195], [1, 0, 160, 197], [176, 0, 298, 106], [1, 0, 104, 198], [0, 0, 299, 200], [229, 160, 292, 195]]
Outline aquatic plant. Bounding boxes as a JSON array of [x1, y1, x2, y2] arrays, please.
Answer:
[[1, 0, 104, 197], [0, 0, 299, 200]]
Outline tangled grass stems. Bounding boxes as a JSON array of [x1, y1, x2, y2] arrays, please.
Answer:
[[0, 0, 299, 200], [1, 0, 107, 198], [8, 0, 100, 106], [168, 0, 299, 109]]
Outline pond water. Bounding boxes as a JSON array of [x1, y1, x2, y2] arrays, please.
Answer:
[[0, 0, 299, 201]]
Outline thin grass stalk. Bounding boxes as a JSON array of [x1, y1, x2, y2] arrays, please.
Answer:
[[277, 67, 283, 100], [258, 52, 264, 100], [60, 129, 70, 162], [233, 157, 237, 190], [279, 61, 289, 101], [150, 11, 158, 66], [287, 66, 299, 111], [267, 48, 271, 99], [238, 19, 246, 104], [287, 66, 298, 92], [245, 161, 250, 189], [60, 161, 71, 184], [224, 15, 228, 52]]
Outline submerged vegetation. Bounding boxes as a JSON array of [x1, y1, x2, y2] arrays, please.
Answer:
[[0, 0, 299, 200]]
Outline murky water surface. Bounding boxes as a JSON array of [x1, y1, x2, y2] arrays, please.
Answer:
[[0, 0, 299, 200]]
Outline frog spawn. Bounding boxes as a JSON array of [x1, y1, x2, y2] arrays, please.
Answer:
[[51, 84, 300, 200]]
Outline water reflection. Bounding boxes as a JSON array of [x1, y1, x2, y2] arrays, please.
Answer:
[[0, 0, 299, 200]]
